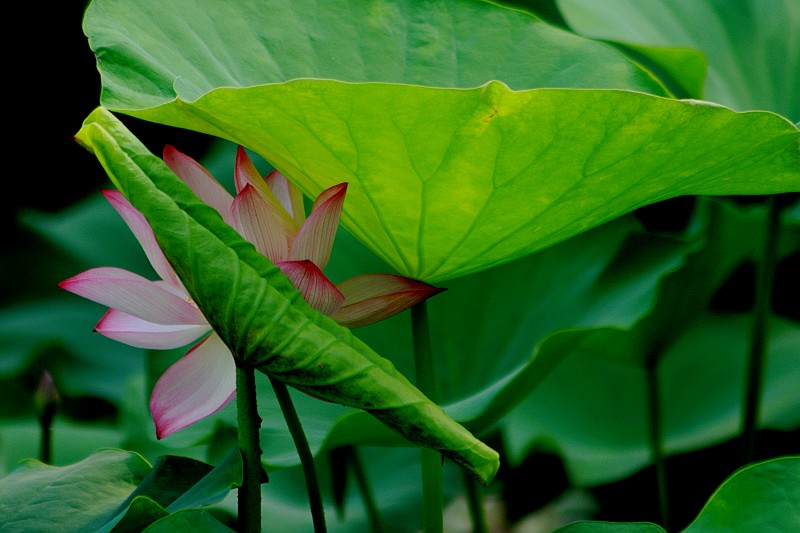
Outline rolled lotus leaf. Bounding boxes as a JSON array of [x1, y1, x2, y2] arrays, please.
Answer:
[[74, 106, 499, 484]]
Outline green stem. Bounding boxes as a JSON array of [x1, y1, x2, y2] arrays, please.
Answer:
[[741, 196, 780, 464], [646, 356, 669, 531], [38, 411, 54, 464], [236, 362, 263, 533], [270, 376, 327, 533], [348, 447, 385, 533], [411, 301, 443, 533], [462, 469, 489, 533]]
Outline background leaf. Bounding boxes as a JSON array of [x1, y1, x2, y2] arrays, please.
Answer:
[[0, 449, 151, 532], [501, 200, 800, 486], [557, 0, 800, 121], [554, 455, 800, 532]]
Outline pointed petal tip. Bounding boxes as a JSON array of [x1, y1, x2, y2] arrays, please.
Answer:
[[331, 274, 446, 328], [278, 259, 345, 315]]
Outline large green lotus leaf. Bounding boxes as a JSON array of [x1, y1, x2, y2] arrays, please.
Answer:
[[501, 200, 800, 486], [557, 0, 800, 121], [85, 0, 667, 106], [93, 81, 800, 283], [555, 456, 800, 532], [0, 449, 151, 531], [83, 0, 800, 283], [75, 107, 499, 484]]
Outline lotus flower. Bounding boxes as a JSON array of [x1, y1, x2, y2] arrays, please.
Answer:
[[59, 146, 444, 438]]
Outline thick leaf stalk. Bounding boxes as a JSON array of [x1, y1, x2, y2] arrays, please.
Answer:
[[74, 107, 499, 484]]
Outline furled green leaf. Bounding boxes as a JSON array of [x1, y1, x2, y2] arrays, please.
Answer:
[[74, 106, 499, 484], [557, 0, 800, 120], [82, 0, 800, 283], [0, 449, 151, 532]]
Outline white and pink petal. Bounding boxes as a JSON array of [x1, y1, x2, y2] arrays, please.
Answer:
[[331, 274, 445, 328], [234, 147, 298, 235], [103, 190, 184, 291], [232, 184, 291, 262], [265, 170, 306, 226], [163, 145, 236, 226], [289, 183, 347, 270], [96, 309, 211, 349], [150, 333, 236, 439], [59, 267, 206, 325], [277, 260, 345, 316]]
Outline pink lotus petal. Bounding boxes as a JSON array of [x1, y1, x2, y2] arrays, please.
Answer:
[[232, 184, 291, 262], [331, 274, 446, 328], [59, 267, 206, 325], [289, 183, 347, 270], [163, 145, 236, 226], [150, 333, 236, 439], [96, 308, 211, 349], [265, 170, 306, 226], [234, 147, 298, 234], [103, 190, 184, 291], [277, 260, 345, 316]]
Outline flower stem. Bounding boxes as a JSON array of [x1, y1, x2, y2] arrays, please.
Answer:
[[35, 370, 59, 464], [645, 356, 669, 531], [269, 376, 327, 532], [740, 196, 780, 464], [411, 301, 443, 533], [236, 362, 263, 533]]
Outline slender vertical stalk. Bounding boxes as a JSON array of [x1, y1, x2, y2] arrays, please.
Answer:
[[462, 469, 489, 533], [35, 370, 59, 464], [236, 362, 263, 533], [411, 301, 443, 533], [38, 414, 54, 464], [348, 447, 386, 533], [270, 376, 327, 533], [741, 196, 780, 464], [645, 356, 669, 531]]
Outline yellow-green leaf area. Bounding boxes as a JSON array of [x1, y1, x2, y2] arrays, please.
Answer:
[[129, 81, 800, 282]]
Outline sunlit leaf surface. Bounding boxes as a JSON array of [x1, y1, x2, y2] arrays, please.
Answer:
[[83, 0, 800, 282]]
